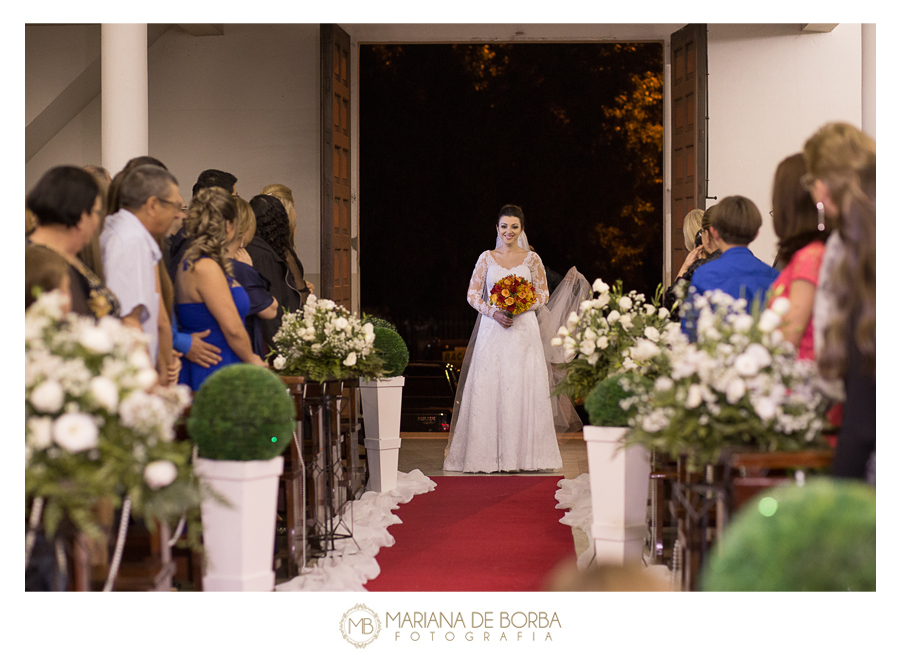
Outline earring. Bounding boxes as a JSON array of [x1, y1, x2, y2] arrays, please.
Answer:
[[816, 202, 826, 232]]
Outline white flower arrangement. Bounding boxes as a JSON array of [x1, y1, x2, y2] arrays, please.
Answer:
[[270, 294, 384, 382], [550, 278, 675, 400], [623, 289, 835, 470], [25, 291, 198, 541]]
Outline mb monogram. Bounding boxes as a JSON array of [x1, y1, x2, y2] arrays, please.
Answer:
[[340, 604, 382, 648]]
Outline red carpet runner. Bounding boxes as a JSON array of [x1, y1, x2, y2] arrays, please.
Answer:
[[365, 476, 573, 591]]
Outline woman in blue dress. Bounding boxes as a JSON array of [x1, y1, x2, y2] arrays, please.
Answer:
[[175, 187, 265, 390]]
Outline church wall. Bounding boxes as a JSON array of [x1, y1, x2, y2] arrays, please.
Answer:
[[706, 23, 864, 266]]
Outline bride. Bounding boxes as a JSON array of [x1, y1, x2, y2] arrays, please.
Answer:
[[443, 204, 589, 473]]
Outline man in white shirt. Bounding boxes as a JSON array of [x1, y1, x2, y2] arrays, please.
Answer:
[[101, 164, 183, 364]]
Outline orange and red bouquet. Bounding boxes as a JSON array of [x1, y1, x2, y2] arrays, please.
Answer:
[[489, 274, 537, 317]]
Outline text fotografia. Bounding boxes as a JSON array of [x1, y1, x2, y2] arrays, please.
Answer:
[[387, 611, 561, 642]]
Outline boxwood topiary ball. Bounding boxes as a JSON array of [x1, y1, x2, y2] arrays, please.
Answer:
[[187, 364, 296, 461], [373, 326, 409, 378], [701, 477, 875, 591], [584, 373, 632, 427], [367, 317, 397, 331]]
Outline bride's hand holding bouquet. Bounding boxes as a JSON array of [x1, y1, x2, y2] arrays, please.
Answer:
[[490, 274, 536, 328]]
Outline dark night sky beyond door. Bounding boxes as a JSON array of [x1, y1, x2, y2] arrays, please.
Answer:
[[359, 42, 663, 354]]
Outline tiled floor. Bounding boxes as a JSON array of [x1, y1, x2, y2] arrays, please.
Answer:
[[397, 432, 589, 479]]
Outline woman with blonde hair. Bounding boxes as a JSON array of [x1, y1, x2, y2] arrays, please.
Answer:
[[663, 207, 720, 312], [175, 187, 265, 390], [229, 196, 278, 358], [803, 122, 875, 481]]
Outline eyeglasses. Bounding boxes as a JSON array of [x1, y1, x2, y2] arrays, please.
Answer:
[[158, 198, 188, 213]]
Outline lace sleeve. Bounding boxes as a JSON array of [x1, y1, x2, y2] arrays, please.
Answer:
[[466, 251, 493, 317], [527, 252, 550, 308]]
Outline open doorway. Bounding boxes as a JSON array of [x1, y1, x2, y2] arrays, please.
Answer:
[[359, 42, 663, 360]]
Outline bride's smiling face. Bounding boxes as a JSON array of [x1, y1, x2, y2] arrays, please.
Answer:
[[497, 215, 523, 246]]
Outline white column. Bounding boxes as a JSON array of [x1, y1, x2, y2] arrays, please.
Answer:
[[101, 24, 148, 176], [861, 24, 875, 139]]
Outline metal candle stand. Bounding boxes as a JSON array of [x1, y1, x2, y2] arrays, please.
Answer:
[[298, 379, 365, 558]]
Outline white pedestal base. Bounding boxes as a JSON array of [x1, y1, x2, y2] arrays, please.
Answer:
[[195, 456, 283, 592], [365, 437, 401, 492], [583, 425, 651, 566]]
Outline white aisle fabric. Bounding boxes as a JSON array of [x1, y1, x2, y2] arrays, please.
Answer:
[[554, 474, 595, 570], [554, 475, 673, 587], [275, 469, 436, 592]]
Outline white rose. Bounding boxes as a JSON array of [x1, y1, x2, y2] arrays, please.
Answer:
[[334, 317, 349, 330], [631, 338, 660, 361], [758, 309, 782, 333], [52, 412, 99, 453], [566, 311, 580, 330], [580, 340, 596, 356], [31, 380, 65, 413], [557, 326, 570, 337], [587, 353, 600, 366], [144, 460, 178, 490], [79, 325, 114, 354], [343, 352, 358, 367], [730, 313, 754, 333], [618, 296, 633, 311], [619, 314, 633, 330], [655, 376, 674, 392], [136, 368, 158, 390], [685, 384, 704, 409], [595, 292, 611, 308], [607, 310, 621, 324], [622, 357, 637, 371], [89, 377, 119, 413], [583, 328, 597, 341], [596, 336, 609, 350], [362, 322, 374, 335], [592, 279, 610, 294], [550, 337, 563, 346], [27, 417, 53, 450], [771, 296, 791, 316], [128, 348, 153, 371], [580, 300, 594, 312], [725, 378, 746, 404], [754, 397, 777, 421], [644, 326, 660, 342], [273, 355, 287, 370], [658, 307, 670, 320]]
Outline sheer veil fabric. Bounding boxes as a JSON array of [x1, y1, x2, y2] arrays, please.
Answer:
[[444, 231, 591, 459]]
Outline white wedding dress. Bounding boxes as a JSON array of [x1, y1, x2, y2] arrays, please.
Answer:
[[443, 250, 563, 473]]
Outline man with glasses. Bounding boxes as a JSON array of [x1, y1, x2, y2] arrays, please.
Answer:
[[101, 164, 182, 365]]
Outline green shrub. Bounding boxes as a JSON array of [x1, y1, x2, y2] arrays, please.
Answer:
[[373, 326, 409, 378], [367, 317, 397, 331], [584, 373, 633, 427], [701, 478, 875, 591], [187, 364, 296, 461]]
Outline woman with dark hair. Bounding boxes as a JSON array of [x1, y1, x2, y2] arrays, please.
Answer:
[[443, 204, 572, 473], [767, 153, 832, 360], [174, 187, 265, 390], [804, 122, 876, 481], [26, 165, 120, 319], [245, 194, 305, 353]]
